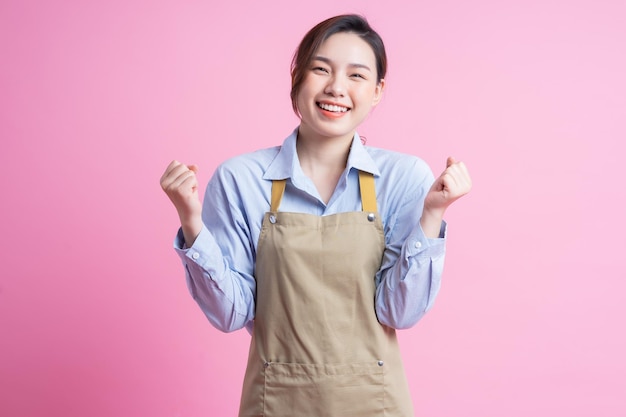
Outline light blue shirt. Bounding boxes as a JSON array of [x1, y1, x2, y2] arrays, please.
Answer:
[[174, 128, 446, 334]]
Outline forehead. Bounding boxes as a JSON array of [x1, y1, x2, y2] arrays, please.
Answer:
[[314, 32, 377, 66]]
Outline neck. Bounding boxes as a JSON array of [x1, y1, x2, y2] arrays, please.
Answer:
[[295, 125, 354, 203], [295, 126, 354, 171]]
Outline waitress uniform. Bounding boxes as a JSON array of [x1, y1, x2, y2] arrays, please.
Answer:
[[238, 171, 414, 416]]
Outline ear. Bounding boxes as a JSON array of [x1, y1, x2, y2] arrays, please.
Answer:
[[372, 79, 385, 106]]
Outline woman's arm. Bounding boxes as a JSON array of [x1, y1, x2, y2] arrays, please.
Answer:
[[161, 161, 257, 333], [375, 157, 471, 329]]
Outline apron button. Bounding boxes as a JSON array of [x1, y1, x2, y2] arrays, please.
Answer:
[[264, 361, 271, 368], [367, 213, 376, 222], [377, 360, 384, 366], [269, 215, 277, 224]]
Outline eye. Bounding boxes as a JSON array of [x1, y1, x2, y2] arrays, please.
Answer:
[[312, 66, 329, 74], [350, 73, 366, 79]]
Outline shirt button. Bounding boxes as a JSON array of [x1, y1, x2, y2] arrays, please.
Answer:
[[367, 213, 376, 222], [269, 215, 277, 224], [414, 241, 422, 249], [191, 252, 200, 260]]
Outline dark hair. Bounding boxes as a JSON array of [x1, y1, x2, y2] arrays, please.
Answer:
[[290, 14, 387, 115]]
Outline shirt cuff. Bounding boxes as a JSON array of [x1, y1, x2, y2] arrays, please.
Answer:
[[406, 220, 447, 258], [173, 225, 224, 279]]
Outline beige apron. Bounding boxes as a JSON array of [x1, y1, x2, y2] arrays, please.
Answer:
[[238, 171, 413, 417]]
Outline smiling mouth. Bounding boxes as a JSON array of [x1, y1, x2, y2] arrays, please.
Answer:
[[317, 102, 350, 113]]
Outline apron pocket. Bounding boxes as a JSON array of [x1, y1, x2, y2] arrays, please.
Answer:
[[263, 361, 384, 417]]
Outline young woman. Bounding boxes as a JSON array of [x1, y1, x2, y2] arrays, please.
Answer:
[[161, 14, 471, 417]]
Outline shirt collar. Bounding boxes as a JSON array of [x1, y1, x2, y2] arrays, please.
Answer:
[[263, 127, 381, 181]]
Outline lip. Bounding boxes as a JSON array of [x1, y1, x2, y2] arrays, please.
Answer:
[[316, 101, 351, 119], [317, 100, 351, 109]]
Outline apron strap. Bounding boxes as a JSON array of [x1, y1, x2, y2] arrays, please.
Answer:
[[358, 171, 377, 213], [270, 179, 287, 212], [270, 172, 376, 212]]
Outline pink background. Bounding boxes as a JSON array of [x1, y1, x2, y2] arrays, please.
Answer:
[[1, 0, 625, 416]]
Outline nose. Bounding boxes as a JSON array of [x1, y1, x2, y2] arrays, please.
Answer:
[[324, 75, 346, 97]]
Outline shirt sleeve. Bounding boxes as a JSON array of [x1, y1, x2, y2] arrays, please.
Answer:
[[374, 159, 447, 329], [173, 165, 257, 333]]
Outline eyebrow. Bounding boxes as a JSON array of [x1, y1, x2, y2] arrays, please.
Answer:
[[313, 56, 372, 72]]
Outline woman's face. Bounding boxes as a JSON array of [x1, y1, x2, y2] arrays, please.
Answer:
[[296, 32, 384, 143]]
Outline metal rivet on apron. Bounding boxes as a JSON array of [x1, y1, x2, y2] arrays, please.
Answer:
[[264, 361, 271, 368], [367, 213, 376, 222], [377, 360, 384, 366], [269, 215, 277, 224]]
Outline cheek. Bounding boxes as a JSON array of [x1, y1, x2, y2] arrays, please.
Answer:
[[294, 91, 311, 118], [296, 83, 317, 106], [354, 86, 379, 106], [294, 91, 305, 110]]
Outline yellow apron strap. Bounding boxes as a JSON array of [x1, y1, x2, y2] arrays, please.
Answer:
[[270, 179, 287, 212], [272, 174, 374, 212], [358, 171, 377, 212]]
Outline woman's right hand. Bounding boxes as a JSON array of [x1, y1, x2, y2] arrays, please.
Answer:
[[160, 160, 203, 246]]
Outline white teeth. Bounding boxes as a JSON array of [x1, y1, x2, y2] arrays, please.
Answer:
[[318, 103, 348, 112]]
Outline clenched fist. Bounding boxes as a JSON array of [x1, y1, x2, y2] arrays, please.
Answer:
[[421, 157, 472, 238], [160, 160, 203, 246]]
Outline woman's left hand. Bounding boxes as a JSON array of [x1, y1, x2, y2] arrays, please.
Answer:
[[420, 157, 472, 237]]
